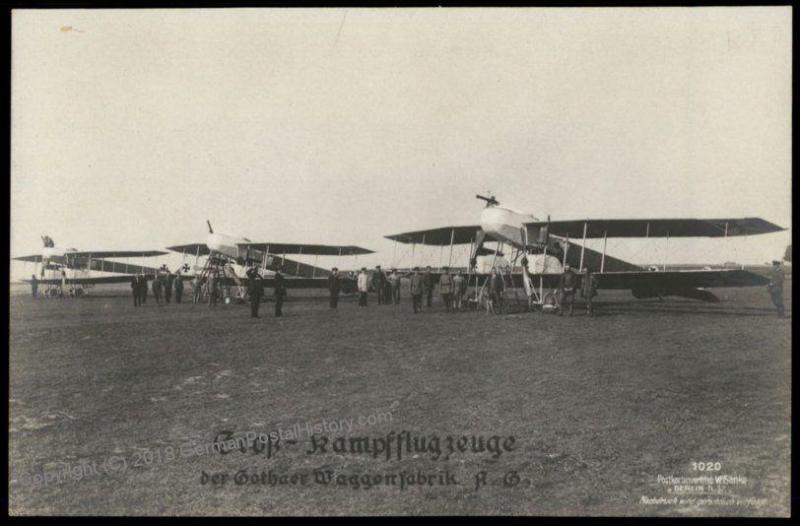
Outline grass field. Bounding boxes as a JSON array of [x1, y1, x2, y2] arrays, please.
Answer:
[[8, 284, 791, 516]]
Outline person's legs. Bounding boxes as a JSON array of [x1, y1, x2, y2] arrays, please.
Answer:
[[275, 297, 283, 317], [771, 290, 785, 317], [426, 289, 433, 308]]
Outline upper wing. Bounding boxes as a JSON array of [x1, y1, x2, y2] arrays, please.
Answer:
[[12, 254, 43, 262], [385, 225, 483, 245], [527, 218, 784, 239], [165, 244, 211, 256], [237, 243, 373, 256]]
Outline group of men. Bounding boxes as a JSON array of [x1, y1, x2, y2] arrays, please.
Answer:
[[336, 265, 471, 314], [130, 265, 185, 307], [324, 263, 601, 316], [556, 264, 599, 316], [245, 267, 287, 319]]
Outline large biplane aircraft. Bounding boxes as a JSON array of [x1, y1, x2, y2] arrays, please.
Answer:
[[13, 235, 168, 296], [166, 221, 373, 301], [386, 195, 785, 307]]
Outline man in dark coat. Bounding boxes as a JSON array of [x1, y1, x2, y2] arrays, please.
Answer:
[[581, 268, 599, 316], [174, 272, 184, 304], [409, 267, 424, 314], [328, 267, 341, 309], [152, 274, 163, 305], [558, 265, 579, 316], [164, 272, 174, 303], [488, 267, 505, 314], [139, 275, 148, 304], [768, 260, 786, 318], [274, 271, 287, 317], [373, 265, 387, 305], [246, 267, 264, 318], [422, 266, 435, 309], [131, 275, 140, 307]]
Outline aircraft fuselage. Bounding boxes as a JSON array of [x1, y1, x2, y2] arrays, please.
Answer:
[[479, 206, 537, 248]]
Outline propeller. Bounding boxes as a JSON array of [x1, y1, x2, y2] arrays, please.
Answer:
[[206, 220, 214, 234], [476, 194, 499, 207]]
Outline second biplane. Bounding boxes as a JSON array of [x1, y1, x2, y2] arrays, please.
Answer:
[[167, 221, 373, 301]]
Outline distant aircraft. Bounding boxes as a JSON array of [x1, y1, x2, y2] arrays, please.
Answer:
[[166, 221, 373, 301], [385, 195, 785, 305], [12, 235, 168, 296]]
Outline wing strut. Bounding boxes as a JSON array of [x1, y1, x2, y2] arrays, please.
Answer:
[[579, 221, 588, 271], [601, 231, 607, 272], [447, 228, 456, 267]]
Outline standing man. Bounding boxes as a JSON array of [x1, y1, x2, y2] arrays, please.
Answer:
[[409, 267, 424, 314], [192, 274, 200, 304], [373, 266, 386, 305], [164, 270, 174, 304], [581, 267, 599, 316], [139, 275, 148, 304], [274, 271, 287, 317], [246, 267, 264, 318], [439, 266, 454, 312], [207, 270, 218, 307], [388, 268, 402, 305], [423, 266, 435, 309], [452, 270, 465, 311], [30, 275, 39, 299], [174, 271, 184, 304], [768, 260, 786, 318], [558, 264, 579, 316], [489, 267, 505, 314], [357, 267, 369, 307], [130, 275, 140, 307], [152, 272, 163, 305], [328, 267, 341, 309]]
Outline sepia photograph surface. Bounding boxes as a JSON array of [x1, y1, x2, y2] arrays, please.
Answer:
[[8, 6, 792, 516]]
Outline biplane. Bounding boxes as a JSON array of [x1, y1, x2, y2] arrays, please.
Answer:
[[166, 221, 373, 302], [12, 235, 168, 296], [385, 195, 785, 308]]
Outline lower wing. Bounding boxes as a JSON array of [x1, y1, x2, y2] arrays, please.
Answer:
[[474, 269, 768, 303], [23, 275, 135, 285]]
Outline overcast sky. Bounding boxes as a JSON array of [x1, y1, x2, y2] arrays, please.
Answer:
[[10, 7, 792, 278]]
